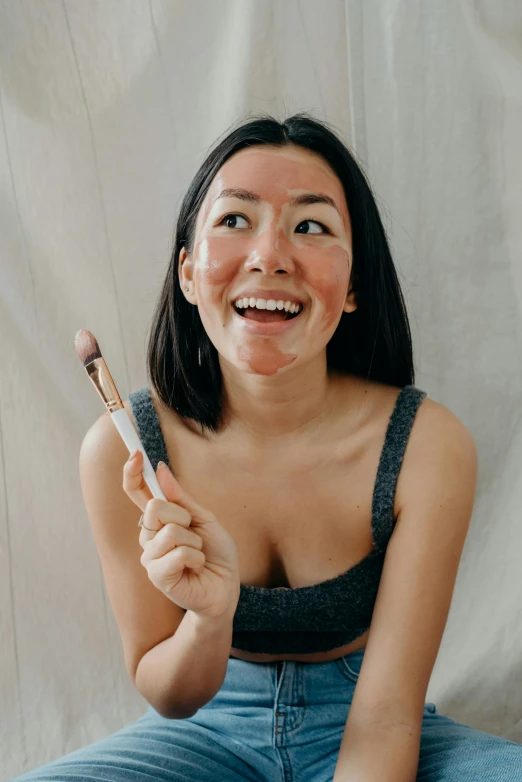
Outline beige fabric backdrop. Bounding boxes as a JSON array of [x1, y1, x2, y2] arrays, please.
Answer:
[[1, 0, 521, 777]]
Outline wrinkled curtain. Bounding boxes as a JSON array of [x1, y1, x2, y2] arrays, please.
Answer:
[[1, 1, 521, 777]]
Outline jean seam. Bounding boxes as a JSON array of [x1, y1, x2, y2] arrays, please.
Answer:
[[336, 657, 359, 684]]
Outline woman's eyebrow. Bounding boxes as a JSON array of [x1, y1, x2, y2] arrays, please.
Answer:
[[214, 188, 341, 216]]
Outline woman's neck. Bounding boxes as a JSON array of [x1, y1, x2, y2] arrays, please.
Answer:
[[218, 359, 359, 446]]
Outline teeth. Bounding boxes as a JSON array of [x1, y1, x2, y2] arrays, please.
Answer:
[[234, 297, 303, 313]]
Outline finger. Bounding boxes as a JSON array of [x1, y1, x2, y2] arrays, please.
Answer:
[[155, 462, 215, 523], [141, 522, 203, 562], [138, 497, 192, 549], [146, 546, 206, 588], [139, 521, 160, 548], [144, 497, 192, 529], [123, 449, 153, 511]]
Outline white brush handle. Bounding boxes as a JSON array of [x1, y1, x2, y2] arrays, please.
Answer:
[[110, 408, 167, 501]]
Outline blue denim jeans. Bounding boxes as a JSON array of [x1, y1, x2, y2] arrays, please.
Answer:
[[11, 647, 522, 781]]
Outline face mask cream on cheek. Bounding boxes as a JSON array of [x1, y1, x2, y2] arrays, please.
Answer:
[[192, 236, 245, 310], [300, 246, 351, 332]]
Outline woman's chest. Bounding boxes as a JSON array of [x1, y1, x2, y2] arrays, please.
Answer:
[[166, 430, 386, 590]]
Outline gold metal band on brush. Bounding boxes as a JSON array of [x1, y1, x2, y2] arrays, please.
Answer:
[[85, 358, 124, 413]]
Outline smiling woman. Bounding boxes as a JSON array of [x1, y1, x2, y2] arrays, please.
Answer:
[[147, 113, 412, 431], [175, 143, 357, 378], [19, 113, 522, 782]]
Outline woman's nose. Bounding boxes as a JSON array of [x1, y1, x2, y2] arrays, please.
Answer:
[[244, 228, 295, 273]]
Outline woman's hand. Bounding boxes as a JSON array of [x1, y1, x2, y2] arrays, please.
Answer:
[[123, 449, 241, 619]]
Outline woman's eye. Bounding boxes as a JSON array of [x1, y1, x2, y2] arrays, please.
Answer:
[[296, 219, 329, 235], [218, 214, 329, 234], [220, 214, 249, 229]]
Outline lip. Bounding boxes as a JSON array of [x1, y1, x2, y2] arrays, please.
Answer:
[[231, 306, 304, 336]]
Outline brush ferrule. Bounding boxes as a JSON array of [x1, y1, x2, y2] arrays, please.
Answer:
[[85, 358, 124, 413]]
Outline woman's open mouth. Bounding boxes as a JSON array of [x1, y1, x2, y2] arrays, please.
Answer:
[[232, 301, 303, 323]]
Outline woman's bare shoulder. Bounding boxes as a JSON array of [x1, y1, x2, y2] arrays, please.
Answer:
[[393, 388, 477, 517], [332, 375, 402, 427], [148, 387, 204, 438]]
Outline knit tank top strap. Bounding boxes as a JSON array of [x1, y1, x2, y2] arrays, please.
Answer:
[[128, 387, 170, 472], [126, 384, 427, 555], [371, 384, 427, 554]]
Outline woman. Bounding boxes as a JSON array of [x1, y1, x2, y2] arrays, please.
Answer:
[[15, 114, 522, 781]]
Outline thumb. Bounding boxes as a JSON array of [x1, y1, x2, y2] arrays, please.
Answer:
[[155, 461, 212, 519]]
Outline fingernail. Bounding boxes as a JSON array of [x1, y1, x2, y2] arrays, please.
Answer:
[[129, 449, 139, 460], [157, 461, 166, 469]]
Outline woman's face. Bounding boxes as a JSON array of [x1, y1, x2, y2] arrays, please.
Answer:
[[179, 144, 356, 376]]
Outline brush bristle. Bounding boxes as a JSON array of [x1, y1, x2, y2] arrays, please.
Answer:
[[74, 329, 102, 366]]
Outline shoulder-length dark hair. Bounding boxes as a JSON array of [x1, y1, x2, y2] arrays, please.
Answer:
[[146, 112, 415, 432]]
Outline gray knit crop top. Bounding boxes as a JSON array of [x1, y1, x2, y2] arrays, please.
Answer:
[[128, 384, 427, 655]]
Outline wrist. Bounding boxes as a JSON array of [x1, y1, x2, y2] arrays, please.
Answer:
[[190, 605, 236, 630], [196, 586, 240, 623]]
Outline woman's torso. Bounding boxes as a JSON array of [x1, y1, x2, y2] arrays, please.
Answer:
[[133, 375, 412, 663]]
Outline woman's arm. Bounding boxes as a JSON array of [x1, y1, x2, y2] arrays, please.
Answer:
[[333, 719, 420, 782], [135, 608, 235, 718], [333, 400, 478, 780], [79, 411, 234, 718]]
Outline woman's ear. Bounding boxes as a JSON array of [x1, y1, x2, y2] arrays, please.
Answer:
[[343, 284, 357, 314], [178, 247, 197, 305]]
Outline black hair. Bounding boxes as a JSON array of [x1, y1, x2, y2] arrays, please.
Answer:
[[146, 112, 415, 432]]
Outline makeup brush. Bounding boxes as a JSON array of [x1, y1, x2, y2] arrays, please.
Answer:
[[74, 329, 166, 501]]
